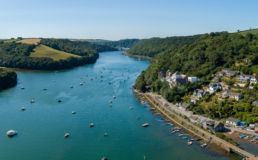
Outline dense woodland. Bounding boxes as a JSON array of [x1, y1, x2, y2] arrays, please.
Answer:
[[0, 68, 17, 90], [133, 32, 258, 123], [127, 35, 201, 57], [41, 39, 117, 55]]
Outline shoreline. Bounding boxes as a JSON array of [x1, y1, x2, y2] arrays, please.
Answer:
[[134, 90, 257, 160]]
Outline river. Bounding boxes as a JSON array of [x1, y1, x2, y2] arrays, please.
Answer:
[[0, 51, 231, 160]]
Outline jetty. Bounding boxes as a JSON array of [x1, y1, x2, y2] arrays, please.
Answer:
[[138, 91, 257, 160]]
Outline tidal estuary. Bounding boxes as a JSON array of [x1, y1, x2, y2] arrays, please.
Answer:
[[0, 51, 230, 160]]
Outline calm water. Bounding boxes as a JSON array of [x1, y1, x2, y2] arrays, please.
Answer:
[[0, 51, 230, 160]]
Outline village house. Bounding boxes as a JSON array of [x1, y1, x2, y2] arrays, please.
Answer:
[[221, 69, 238, 77], [229, 92, 243, 101], [249, 123, 256, 130], [221, 90, 242, 101], [190, 89, 206, 104], [201, 118, 225, 133], [165, 71, 188, 87], [208, 83, 222, 94], [252, 100, 258, 107], [189, 115, 199, 124], [203, 119, 215, 130], [188, 76, 199, 83], [239, 74, 252, 82], [226, 117, 240, 127], [235, 74, 252, 88], [164, 71, 200, 87], [193, 89, 205, 98], [250, 76, 258, 85]]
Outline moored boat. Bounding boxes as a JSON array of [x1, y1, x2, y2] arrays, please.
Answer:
[[64, 133, 70, 138], [142, 123, 149, 127], [6, 130, 17, 137]]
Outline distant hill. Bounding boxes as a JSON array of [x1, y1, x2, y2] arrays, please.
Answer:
[[86, 39, 140, 49]]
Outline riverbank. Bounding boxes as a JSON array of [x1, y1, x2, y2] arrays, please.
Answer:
[[0, 68, 17, 90], [134, 90, 257, 160]]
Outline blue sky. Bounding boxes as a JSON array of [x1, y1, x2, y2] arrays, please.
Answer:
[[0, 0, 258, 40]]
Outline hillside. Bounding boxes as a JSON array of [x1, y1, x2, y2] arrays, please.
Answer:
[[0, 38, 115, 70], [0, 68, 17, 90], [135, 31, 258, 123], [127, 35, 201, 57]]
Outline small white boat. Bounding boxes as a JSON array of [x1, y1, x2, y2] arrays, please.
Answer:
[[21, 107, 26, 111], [113, 96, 116, 99], [71, 111, 76, 114], [187, 141, 193, 145], [101, 157, 108, 160], [201, 143, 207, 148], [178, 133, 184, 137], [6, 130, 17, 137], [104, 132, 108, 137], [30, 99, 35, 103], [142, 123, 149, 127], [89, 123, 94, 128], [64, 133, 70, 138], [171, 130, 177, 133]]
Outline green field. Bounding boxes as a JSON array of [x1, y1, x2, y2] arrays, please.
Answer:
[[17, 38, 41, 45], [30, 45, 80, 61]]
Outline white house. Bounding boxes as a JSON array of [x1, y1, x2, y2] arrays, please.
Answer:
[[188, 77, 199, 83], [238, 74, 252, 83], [250, 76, 258, 85], [166, 71, 187, 87]]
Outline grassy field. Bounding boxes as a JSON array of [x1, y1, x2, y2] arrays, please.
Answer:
[[17, 38, 41, 45], [30, 45, 80, 61]]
